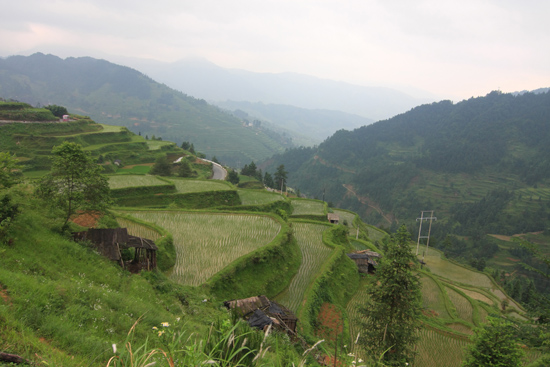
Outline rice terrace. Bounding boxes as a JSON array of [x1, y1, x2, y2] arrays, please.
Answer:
[[118, 211, 281, 285], [1, 98, 549, 367]]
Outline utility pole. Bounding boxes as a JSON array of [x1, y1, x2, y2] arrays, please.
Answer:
[[415, 210, 437, 262]]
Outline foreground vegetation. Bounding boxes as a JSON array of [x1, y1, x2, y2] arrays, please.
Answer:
[[2, 115, 549, 366]]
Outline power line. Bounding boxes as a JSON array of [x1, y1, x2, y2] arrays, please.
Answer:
[[415, 210, 437, 263]]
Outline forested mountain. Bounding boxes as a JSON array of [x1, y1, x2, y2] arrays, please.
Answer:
[[265, 90, 550, 240], [0, 53, 291, 166], [214, 100, 374, 146]]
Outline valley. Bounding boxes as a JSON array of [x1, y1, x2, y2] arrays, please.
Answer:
[[1, 90, 549, 366]]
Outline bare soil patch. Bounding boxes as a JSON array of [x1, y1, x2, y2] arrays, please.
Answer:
[[0, 287, 10, 304], [123, 163, 154, 169], [71, 211, 101, 228], [316, 303, 343, 342]]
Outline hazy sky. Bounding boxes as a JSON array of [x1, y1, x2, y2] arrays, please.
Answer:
[[1, 0, 549, 100]]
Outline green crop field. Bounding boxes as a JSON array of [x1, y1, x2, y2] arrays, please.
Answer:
[[420, 275, 451, 319], [169, 178, 231, 193], [346, 279, 370, 359], [275, 223, 333, 312], [115, 164, 152, 174], [415, 327, 469, 367], [119, 211, 281, 286], [418, 246, 493, 289], [333, 209, 356, 227], [291, 199, 325, 215], [238, 189, 285, 205], [453, 286, 494, 306], [108, 175, 168, 189], [446, 287, 474, 324], [146, 140, 175, 150], [117, 217, 162, 241], [364, 224, 387, 242]]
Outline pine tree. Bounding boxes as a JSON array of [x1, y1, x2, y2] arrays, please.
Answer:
[[263, 172, 274, 189], [274, 164, 288, 192], [359, 225, 422, 366]]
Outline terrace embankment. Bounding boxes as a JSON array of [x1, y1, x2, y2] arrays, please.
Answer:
[[206, 217, 300, 300]]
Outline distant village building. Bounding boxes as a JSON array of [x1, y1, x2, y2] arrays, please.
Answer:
[[62, 115, 70, 122], [327, 213, 340, 224], [347, 250, 382, 274]]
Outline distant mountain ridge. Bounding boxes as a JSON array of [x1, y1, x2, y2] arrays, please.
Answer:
[[0, 53, 292, 166], [264, 90, 550, 237], [214, 100, 374, 146], [131, 57, 433, 121]]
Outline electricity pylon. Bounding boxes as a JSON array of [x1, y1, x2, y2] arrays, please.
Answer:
[[415, 210, 437, 262]]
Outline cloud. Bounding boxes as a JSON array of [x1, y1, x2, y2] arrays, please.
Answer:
[[0, 0, 549, 99]]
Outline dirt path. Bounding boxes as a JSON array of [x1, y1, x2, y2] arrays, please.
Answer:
[[342, 184, 394, 224], [313, 155, 356, 174], [488, 231, 544, 242]]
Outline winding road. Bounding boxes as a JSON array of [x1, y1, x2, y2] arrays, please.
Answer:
[[201, 159, 227, 180]]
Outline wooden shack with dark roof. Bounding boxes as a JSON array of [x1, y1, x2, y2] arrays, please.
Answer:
[[347, 250, 382, 274], [224, 295, 298, 334], [73, 228, 157, 272]]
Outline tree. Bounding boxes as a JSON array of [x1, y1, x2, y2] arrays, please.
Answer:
[[0, 152, 21, 189], [274, 164, 288, 192], [37, 142, 111, 228], [359, 225, 422, 366], [181, 141, 191, 150], [462, 316, 524, 367], [150, 155, 172, 176], [177, 160, 193, 178], [45, 104, 68, 118], [227, 169, 240, 185], [241, 161, 257, 177], [0, 194, 19, 244], [263, 172, 274, 189]]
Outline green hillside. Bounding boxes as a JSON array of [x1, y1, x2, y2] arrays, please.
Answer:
[[2, 115, 549, 366], [0, 53, 292, 166], [264, 90, 550, 296]]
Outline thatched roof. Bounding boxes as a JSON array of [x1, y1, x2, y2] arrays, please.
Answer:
[[327, 213, 339, 222], [224, 295, 270, 316], [224, 295, 298, 333], [356, 250, 382, 257], [347, 250, 381, 266]]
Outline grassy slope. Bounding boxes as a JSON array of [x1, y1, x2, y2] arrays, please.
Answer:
[[0, 196, 221, 366], [0, 54, 290, 166], [1, 119, 543, 366]]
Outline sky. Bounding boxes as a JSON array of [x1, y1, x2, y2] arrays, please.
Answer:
[[1, 0, 549, 100]]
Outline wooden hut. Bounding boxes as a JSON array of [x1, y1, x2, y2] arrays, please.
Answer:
[[73, 228, 128, 264], [224, 295, 298, 334], [327, 213, 340, 224], [73, 228, 157, 272], [347, 250, 382, 274], [125, 235, 158, 272]]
